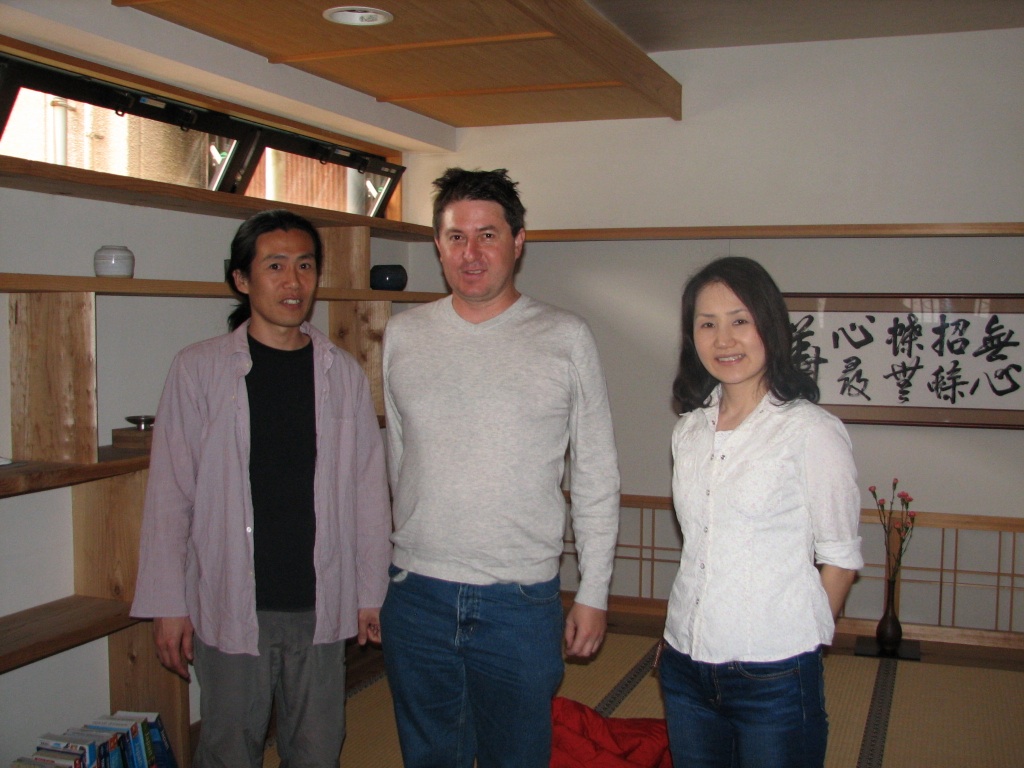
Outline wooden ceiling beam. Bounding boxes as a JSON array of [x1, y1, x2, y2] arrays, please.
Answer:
[[508, 0, 681, 119], [380, 80, 624, 104], [270, 31, 558, 64]]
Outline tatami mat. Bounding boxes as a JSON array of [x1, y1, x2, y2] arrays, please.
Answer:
[[262, 637, 1024, 768], [882, 663, 1024, 768], [824, 655, 879, 768], [558, 633, 660, 708], [336, 676, 403, 768], [609, 673, 665, 720]]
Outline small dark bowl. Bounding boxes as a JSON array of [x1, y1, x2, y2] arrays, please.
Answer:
[[370, 264, 408, 291]]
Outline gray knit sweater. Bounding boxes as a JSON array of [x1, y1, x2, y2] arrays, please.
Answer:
[[382, 295, 620, 609]]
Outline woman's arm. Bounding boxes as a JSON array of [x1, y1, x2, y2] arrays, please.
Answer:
[[820, 564, 857, 620]]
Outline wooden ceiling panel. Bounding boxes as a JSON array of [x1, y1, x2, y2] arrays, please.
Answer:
[[293, 38, 620, 98], [110, 0, 682, 126], [122, 0, 549, 58], [392, 86, 671, 128]]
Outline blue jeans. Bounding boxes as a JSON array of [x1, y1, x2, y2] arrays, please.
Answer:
[[380, 567, 565, 768], [659, 643, 828, 768]]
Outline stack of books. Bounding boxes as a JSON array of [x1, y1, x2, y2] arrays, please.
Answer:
[[9, 711, 177, 768]]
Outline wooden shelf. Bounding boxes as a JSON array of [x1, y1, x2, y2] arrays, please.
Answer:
[[0, 272, 443, 304], [0, 447, 149, 499], [0, 156, 433, 243], [528, 222, 1024, 242], [6, 156, 1021, 246], [0, 595, 137, 674]]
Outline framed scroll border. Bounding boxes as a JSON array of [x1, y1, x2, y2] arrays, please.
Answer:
[[783, 293, 1024, 429]]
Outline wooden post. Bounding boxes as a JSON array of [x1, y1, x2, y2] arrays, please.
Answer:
[[72, 471, 149, 602], [108, 623, 192, 768], [9, 292, 98, 463], [319, 226, 391, 416]]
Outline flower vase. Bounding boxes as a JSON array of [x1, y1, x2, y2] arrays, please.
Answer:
[[875, 577, 903, 655]]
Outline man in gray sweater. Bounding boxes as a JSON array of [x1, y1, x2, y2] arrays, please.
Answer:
[[380, 168, 621, 768]]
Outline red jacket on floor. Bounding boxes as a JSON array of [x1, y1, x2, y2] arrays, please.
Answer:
[[551, 697, 672, 768]]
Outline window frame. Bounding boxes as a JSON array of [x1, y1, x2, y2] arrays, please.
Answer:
[[0, 50, 404, 216]]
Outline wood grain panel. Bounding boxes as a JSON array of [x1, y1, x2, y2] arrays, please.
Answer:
[[72, 471, 149, 603], [0, 449, 148, 499], [108, 622, 193, 768], [297, 38, 622, 95], [115, 0, 546, 59], [109, 0, 682, 125], [9, 292, 98, 463], [0, 595, 135, 673], [0, 270, 438, 303], [392, 85, 670, 126], [320, 227, 391, 415]]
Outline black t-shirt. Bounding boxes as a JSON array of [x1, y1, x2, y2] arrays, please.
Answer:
[[245, 334, 317, 611]]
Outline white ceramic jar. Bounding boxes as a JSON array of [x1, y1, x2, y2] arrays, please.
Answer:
[[93, 245, 135, 277]]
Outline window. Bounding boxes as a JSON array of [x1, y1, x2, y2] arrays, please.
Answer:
[[0, 53, 403, 217]]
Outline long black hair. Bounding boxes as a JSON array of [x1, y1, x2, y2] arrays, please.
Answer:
[[226, 209, 323, 331], [672, 255, 818, 414], [431, 168, 526, 237]]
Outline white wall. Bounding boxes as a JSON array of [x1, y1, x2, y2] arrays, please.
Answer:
[[404, 29, 1024, 228], [1, 19, 1022, 762], [402, 29, 1024, 506]]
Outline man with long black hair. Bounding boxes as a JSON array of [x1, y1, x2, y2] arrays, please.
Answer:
[[132, 209, 391, 766]]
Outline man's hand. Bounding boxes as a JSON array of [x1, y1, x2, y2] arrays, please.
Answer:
[[564, 603, 607, 659], [153, 616, 194, 681], [358, 607, 382, 646]]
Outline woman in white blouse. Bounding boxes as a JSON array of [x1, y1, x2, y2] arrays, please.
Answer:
[[660, 256, 863, 768]]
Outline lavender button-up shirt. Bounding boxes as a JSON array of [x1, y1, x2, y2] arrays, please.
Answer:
[[131, 321, 391, 655]]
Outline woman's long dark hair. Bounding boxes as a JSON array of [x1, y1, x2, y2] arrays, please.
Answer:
[[226, 209, 323, 331], [672, 256, 818, 414]]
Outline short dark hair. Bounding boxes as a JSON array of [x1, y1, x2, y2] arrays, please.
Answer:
[[431, 168, 526, 236], [672, 255, 818, 413], [225, 209, 323, 331]]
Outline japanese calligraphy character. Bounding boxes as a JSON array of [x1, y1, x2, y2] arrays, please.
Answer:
[[883, 356, 924, 403], [972, 314, 1020, 362], [832, 316, 875, 350], [927, 359, 972, 404], [886, 313, 924, 358], [930, 315, 971, 357], [984, 363, 1022, 397], [837, 356, 871, 401], [791, 315, 828, 381]]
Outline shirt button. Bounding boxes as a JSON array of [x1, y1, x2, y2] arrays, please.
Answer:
[[704, 526, 709, 533], [246, 526, 252, 533], [700, 562, 705, 569], [705, 489, 710, 496]]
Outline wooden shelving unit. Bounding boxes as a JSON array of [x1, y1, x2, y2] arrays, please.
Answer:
[[0, 596, 136, 675], [0, 156, 447, 766], [0, 272, 442, 304], [0, 447, 148, 499], [0, 156, 434, 241]]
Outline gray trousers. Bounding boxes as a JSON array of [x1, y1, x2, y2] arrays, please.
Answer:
[[193, 610, 347, 768]]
